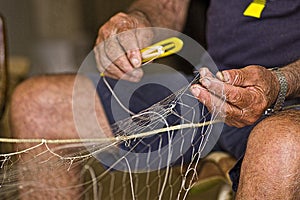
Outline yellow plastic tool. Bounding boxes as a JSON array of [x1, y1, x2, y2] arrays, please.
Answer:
[[100, 37, 183, 77], [141, 37, 184, 63]]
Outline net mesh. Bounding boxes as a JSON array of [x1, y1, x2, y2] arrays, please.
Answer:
[[0, 28, 226, 199], [0, 76, 223, 199]]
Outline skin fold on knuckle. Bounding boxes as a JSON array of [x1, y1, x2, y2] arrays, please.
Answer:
[[105, 44, 123, 62], [224, 106, 252, 127], [231, 67, 259, 86], [226, 88, 243, 104], [249, 88, 269, 110], [246, 65, 267, 84], [108, 70, 123, 80], [102, 16, 129, 38], [242, 112, 259, 125], [222, 70, 238, 85], [241, 103, 263, 125], [110, 12, 126, 23], [99, 23, 115, 40], [224, 105, 236, 118], [114, 58, 132, 73], [232, 72, 246, 85]]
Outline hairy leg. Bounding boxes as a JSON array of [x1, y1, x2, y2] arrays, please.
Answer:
[[10, 74, 111, 199], [236, 109, 300, 200]]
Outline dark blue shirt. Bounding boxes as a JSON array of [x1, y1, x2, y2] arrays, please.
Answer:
[[206, 0, 300, 71]]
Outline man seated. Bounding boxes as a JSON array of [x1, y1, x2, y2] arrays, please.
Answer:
[[10, 0, 300, 199]]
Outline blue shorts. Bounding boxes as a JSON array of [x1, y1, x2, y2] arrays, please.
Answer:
[[90, 74, 300, 192]]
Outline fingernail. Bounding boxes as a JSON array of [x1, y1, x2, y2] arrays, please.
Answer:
[[199, 67, 209, 77], [216, 71, 224, 81], [201, 78, 211, 87], [221, 71, 230, 82], [190, 85, 201, 97], [128, 76, 140, 82], [131, 57, 140, 67], [132, 69, 142, 78]]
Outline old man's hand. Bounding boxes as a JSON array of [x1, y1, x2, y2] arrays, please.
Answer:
[[190, 66, 280, 127], [94, 11, 153, 82]]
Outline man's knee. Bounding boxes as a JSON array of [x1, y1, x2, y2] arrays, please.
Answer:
[[238, 110, 300, 200], [10, 74, 107, 140], [247, 109, 300, 156], [10, 75, 77, 138]]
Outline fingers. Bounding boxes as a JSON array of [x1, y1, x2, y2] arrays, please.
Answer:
[[190, 67, 266, 127], [190, 84, 260, 127], [217, 65, 268, 87], [105, 35, 134, 73], [96, 32, 141, 81], [118, 30, 141, 68], [200, 76, 255, 109], [136, 28, 154, 49], [94, 42, 123, 79], [217, 68, 248, 86], [196, 67, 251, 108], [101, 34, 143, 82], [94, 12, 152, 82], [190, 84, 247, 127], [199, 67, 214, 78]]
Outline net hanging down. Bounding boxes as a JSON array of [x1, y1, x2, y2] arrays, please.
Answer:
[[0, 28, 226, 200], [0, 74, 224, 200]]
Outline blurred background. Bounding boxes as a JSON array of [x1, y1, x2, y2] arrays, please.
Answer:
[[0, 0, 135, 75], [0, 0, 207, 76]]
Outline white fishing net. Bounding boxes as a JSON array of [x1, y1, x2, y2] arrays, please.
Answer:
[[0, 28, 225, 199]]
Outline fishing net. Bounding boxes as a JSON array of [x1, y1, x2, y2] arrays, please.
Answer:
[[0, 28, 225, 199]]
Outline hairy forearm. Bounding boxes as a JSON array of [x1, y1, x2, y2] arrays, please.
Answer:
[[128, 0, 190, 31], [281, 59, 300, 98]]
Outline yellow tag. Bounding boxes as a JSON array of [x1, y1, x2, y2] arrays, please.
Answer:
[[243, 1, 266, 18]]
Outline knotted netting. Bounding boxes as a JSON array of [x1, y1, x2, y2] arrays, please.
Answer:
[[0, 28, 225, 200]]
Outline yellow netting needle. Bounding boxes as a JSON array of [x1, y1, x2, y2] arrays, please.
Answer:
[[141, 37, 184, 63], [100, 37, 184, 77]]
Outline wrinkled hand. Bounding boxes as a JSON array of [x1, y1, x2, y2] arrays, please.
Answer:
[[190, 66, 280, 128], [94, 12, 153, 82]]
